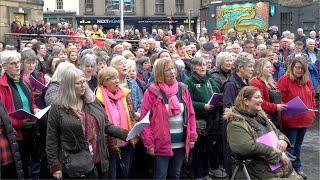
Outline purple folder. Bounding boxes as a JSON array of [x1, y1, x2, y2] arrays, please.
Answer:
[[256, 131, 283, 171], [181, 58, 192, 64], [9, 109, 38, 122], [207, 93, 223, 106], [29, 75, 48, 92], [281, 96, 316, 117]]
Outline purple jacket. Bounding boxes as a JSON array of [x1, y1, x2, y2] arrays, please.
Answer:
[[140, 83, 198, 157]]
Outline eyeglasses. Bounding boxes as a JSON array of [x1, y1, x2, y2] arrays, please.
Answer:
[[294, 66, 304, 71], [6, 61, 21, 66], [74, 80, 87, 86], [164, 67, 176, 73]]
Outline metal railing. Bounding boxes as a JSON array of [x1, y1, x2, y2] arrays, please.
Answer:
[[3, 33, 140, 50]]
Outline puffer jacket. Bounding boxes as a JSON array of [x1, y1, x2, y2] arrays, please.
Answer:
[[46, 99, 128, 174], [140, 82, 198, 157], [0, 100, 24, 179], [224, 108, 301, 179]]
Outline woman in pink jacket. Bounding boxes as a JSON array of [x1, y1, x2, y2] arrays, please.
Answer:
[[140, 58, 198, 179]]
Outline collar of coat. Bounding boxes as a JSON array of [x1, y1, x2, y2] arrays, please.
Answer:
[[223, 107, 268, 122]]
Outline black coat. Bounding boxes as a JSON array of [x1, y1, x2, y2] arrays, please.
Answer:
[[0, 100, 24, 179], [46, 99, 128, 174]]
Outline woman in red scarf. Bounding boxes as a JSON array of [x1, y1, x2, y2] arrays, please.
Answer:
[[96, 67, 137, 179], [140, 58, 197, 179]]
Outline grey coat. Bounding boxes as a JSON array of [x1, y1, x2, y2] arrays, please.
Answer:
[[46, 99, 128, 174]]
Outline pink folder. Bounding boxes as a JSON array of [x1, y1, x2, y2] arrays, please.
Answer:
[[256, 131, 283, 171], [9, 109, 38, 122]]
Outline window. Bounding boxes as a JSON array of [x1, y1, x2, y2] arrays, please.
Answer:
[[85, 0, 94, 12], [155, 0, 164, 13], [105, 0, 134, 12], [280, 12, 293, 32], [176, 0, 184, 13], [56, 0, 63, 10]]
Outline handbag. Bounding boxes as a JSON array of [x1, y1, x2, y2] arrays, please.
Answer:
[[61, 106, 95, 178], [196, 119, 207, 136]]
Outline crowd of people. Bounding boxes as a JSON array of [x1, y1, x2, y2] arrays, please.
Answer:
[[0, 22, 319, 180]]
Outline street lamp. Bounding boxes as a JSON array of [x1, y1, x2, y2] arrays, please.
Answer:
[[120, 0, 124, 36]]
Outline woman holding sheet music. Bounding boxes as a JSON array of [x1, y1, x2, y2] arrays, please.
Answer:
[[0, 50, 40, 179], [46, 67, 129, 179], [184, 56, 227, 178], [278, 57, 316, 179], [225, 86, 302, 179]]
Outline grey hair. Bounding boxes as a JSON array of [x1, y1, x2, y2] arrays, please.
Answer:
[[79, 54, 97, 69], [233, 52, 255, 70], [0, 51, 21, 64], [216, 52, 232, 68], [51, 61, 76, 82], [21, 49, 38, 63], [53, 67, 95, 108], [110, 55, 126, 68], [191, 56, 206, 71], [126, 59, 137, 70]]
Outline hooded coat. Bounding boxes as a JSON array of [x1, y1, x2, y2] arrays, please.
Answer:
[[224, 108, 301, 179]]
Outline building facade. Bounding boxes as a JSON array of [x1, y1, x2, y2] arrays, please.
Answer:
[[43, 0, 79, 28], [201, 0, 320, 36], [0, 0, 44, 42], [77, 0, 201, 33]]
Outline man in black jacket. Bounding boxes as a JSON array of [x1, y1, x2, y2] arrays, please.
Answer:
[[0, 100, 24, 179]]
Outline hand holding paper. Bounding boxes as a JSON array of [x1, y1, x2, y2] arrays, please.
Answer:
[[282, 96, 317, 117], [256, 131, 283, 171], [9, 105, 51, 122], [207, 93, 223, 106], [126, 111, 150, 141]]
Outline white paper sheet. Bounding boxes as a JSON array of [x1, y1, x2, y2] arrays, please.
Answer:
[[126, 111, 150, 141]]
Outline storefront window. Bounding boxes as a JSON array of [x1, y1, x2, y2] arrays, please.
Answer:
[[105, 0, 134, 12], [56, 0, 63, 10]]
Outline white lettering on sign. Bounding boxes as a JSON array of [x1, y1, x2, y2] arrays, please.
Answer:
[[96, 19, 121, 24]]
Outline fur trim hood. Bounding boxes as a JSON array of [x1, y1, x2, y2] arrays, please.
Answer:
[[223, 107, 269, 122]]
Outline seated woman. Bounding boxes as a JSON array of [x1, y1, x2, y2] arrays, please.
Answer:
[[46, 67, 129, 179], [95, 67, 137, 179], [224, 86, 302, 179], [140, 58, 197, 179]]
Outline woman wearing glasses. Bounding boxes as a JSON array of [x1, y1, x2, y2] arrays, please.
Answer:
[[46, 67, 129, 179], [278, 57, 316, 179], [0, 51, 40, 179], [140, 58, 197, 179]]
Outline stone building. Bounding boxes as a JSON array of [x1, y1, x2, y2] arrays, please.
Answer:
[[77, 0, 201, 33], [0, 0, 44, 42]]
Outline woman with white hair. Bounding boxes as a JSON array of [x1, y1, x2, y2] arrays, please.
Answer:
[[211, 52, 233, 88], [79, 54, 98, 91], [0, 50, 40, 179], [110, 55, 142, 113], [45, 61, 76, 106]]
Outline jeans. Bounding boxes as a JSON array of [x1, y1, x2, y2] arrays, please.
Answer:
[[108, 144, 134, 179], [154, 148, 186, 179], [282, 127, 307, 171]]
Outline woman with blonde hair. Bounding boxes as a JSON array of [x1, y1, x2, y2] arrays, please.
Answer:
[[141, 58, 197, 179], [250, 58, 287, 128], [95, 66, 136, 179], [278, 57, 316, 179], [68, 49, 79, 66]]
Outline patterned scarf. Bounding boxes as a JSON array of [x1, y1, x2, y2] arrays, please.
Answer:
[[158, 80, 181, 116]]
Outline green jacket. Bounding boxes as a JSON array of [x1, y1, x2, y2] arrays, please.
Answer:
[[224, 108, 301, 179], [184, 73, 220, 119]]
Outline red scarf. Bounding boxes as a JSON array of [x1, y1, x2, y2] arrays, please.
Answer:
[[100, 85, 128, 130], [158, 80, 181, 116]]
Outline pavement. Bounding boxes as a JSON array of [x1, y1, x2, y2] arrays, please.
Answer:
[[300, 116, 320, 180]]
